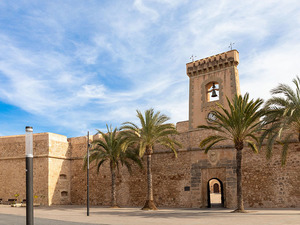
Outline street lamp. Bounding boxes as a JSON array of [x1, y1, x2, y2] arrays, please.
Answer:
[[87, 131, 90, 216], [25, 126, 33, 225]]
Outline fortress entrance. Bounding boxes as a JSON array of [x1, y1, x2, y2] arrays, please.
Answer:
[[207, 178, 224, 208]]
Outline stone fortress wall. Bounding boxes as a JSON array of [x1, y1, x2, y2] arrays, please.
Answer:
[[0, 50, 299, 208], [0, 133, 70, 206], [68, 126, 300, 208], [0, 127, 299, 208]]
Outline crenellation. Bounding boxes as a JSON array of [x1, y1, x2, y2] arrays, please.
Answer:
[[186, 50, 239, 77]]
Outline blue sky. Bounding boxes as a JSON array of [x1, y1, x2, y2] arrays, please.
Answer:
[[0, 0, 300, 137]]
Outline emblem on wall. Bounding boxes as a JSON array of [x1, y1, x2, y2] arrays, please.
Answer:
[[208, 150, 219, 165]]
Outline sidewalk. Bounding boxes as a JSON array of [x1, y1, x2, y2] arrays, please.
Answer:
[[0, 205, 299, 225]]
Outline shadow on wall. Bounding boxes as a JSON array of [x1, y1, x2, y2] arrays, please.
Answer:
[[50, 159, 71, 205]]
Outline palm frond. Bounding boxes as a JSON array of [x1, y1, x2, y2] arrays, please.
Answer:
[[83, 124, 143, 176], [199, 135, 227, 153], [198, 93, 265, 155], [120, 122, 139, 131], [246, 140, 258, 153], [246, 133, 259, 143], [198, 124, 225, 133], [266, 131, 279, 159], [262, 76, 300, 165], [96, 159, 106, 173], [120, 108, 181, 157], [203, 137, 227, 153]]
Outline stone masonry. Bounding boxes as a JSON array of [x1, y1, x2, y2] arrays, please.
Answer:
[[0, 133, 70, 206], [1, 130, 298, 208], [0, 50, 299, 208]]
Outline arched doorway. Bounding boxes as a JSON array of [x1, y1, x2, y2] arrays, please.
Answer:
[[207, 178, 224, 208], [213, 183, 219, 193]]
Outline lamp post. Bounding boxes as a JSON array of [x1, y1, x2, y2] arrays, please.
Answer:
[[25, 126, 33, 225], [87, 131, 90, 216]]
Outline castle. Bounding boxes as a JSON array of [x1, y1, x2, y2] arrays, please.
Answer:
[[0, 50, 299, 208]]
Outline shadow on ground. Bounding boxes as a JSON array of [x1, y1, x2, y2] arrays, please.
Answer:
[[0, 214, 108, 225], [89, 207, 300, 218]]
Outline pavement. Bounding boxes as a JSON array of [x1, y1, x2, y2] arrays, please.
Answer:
[[210, 193, 221, 204], [0, 205, 299, 225]]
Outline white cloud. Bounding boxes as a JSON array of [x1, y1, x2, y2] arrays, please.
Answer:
[[240, 42, 300, 101], [0, 0, 300, 137], [133, 0, 159, 21], [77, 84, 106, 99]]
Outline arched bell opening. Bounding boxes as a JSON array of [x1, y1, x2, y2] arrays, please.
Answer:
[[207, 178, 224, 208], [206, 82, 219, 102]]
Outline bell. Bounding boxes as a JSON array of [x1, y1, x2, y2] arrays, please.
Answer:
[[211, 89, 217, 97]]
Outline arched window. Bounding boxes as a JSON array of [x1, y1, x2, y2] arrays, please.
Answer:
[[206, 82, 219, 102]]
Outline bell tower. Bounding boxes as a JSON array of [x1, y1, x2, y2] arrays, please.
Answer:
[[186, 50, 240, 129]]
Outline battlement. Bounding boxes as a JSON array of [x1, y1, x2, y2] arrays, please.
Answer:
[[186, 50, 239, 77]]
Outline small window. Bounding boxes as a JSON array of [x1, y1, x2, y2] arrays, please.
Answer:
[[184, 186, 190, 191], [206, 82, 219, 102], [60, 174, 67, 179], [61, 191, 68, 197]]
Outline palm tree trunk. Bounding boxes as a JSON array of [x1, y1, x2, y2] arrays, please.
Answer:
[[111, 166, 118, 208], [142, 149, 157, 210], [147, 154, 153, 201], [235, 147, 245, 212]]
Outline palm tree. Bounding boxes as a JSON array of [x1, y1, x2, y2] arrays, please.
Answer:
[[84, 125, 142, 208], [198, 93, 265, 212], [121, 108, 182, 210], [260, 76, 300, 165]]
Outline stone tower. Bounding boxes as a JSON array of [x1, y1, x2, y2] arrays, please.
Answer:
[[186, 50, 240, 129]]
